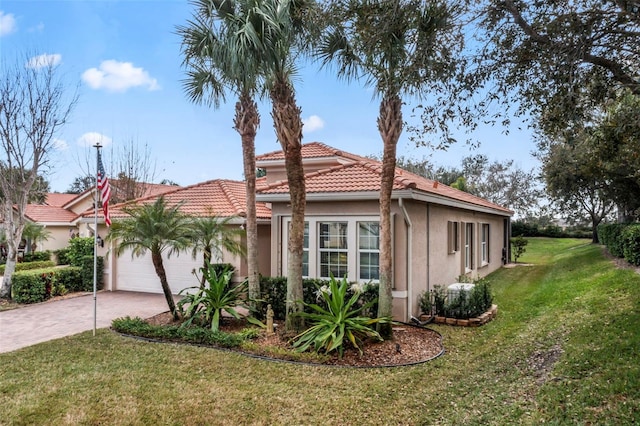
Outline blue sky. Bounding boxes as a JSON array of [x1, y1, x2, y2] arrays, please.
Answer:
[[0, 0, 537, 193]]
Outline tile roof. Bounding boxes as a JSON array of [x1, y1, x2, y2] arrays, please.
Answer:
[[45, 193, 79, 207], [258, 143, 513, 215], [25, 204, 78, 223], [256, 141, 364, 162], [93, 179, 271, 222]]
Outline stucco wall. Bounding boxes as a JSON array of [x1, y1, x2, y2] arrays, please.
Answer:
[[267, 198, 510, 321]]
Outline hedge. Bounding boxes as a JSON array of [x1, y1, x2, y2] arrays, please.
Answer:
[[622, 225, 640, 266], [0, 260, 56, 275], [11, 265, 86, 304], [597, 223, 630, 258]]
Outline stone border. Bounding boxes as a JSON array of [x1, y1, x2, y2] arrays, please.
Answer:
[[430, 304, 498, 327]]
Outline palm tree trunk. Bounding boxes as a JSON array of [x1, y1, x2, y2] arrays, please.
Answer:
[[151, 250, 178, 320], [377, 92, 403, 340], [271, 79, 306, 333], [235, 93, 261, 311], [200, 246, 212, 288]]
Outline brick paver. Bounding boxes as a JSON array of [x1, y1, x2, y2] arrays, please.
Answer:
[[0, 291, 171, 353]]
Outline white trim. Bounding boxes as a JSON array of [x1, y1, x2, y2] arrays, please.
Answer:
[[392, 290, 408, 298]]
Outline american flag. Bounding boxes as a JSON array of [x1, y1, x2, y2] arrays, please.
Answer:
[[97, 150, 111, 226]]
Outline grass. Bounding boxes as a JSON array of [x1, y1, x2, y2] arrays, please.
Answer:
[[1, 238, 639, 425]]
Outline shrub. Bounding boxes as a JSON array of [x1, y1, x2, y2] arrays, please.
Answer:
[[80, 255, 103, 291], [12, 272, 49, 304], [598, 223, 631, 258], [55, 267, 84, 292], [258, 276, 379, 320], [54, 247, 71, 265], [23, 251, 52, 262], [178, 263, 249, 332], [430, 280, 493, 319], [292, 275, 389, 357], [0, 260, 55, 275], [67, 237, 94, 267], [622, 224, 640, 266]]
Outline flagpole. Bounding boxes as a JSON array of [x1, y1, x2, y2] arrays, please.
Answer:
[[93, 143, 101, 337]]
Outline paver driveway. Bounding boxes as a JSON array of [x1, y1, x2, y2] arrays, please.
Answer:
[[0, 291, 171, 353]]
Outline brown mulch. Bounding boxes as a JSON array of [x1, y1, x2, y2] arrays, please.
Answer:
[[145, 312, 444, 367]]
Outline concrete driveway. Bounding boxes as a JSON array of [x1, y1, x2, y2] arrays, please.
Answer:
[[0, 291, 171, 353]]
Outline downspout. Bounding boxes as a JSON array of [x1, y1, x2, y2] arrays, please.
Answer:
[[398, 198, 412, 321]]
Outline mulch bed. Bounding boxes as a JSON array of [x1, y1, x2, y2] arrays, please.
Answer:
[[145, 312, 444, 367]]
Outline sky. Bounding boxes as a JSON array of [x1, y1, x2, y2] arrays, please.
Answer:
[[0, 0, 538, 193]]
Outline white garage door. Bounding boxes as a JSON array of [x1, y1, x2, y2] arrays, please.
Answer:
[[115, 249, 202, 295]]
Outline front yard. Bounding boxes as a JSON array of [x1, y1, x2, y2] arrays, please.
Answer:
[[1, 238, 638, 425]]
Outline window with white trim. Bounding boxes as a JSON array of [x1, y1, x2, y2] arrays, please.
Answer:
[[464, 222, 474, 271], [319, 222, 348, 279], [481, 223, 490, 265], [358, 221, 380, 280]]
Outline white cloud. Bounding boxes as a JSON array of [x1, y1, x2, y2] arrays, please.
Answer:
[[303, 115, 325, 133], [53, 138, 68, 151], [0, 11, 17, 36], [26, 53, 62, 69], [77, 132, 112, 148], [82, 60, 160, 92]]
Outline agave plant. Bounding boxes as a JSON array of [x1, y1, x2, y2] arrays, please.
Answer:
[[178, 263, 248, 332], [292, 275, 390, 357]]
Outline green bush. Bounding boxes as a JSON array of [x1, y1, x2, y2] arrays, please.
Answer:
[[23, 251, 52, 262], [111, 316, 248, 348], [598, 223, 631, 258], [622, 224, 640, 266], [55, 266, 84, 292], [431, 280, 493, 319], [54, 247, 71, 265], [258, 276, 379, 320], [80, 256, 103, 291], [12, 272, 49, 303], [0, 260, 55, 275], [10, 266, 90, 303], [67, 237, 94, 267]]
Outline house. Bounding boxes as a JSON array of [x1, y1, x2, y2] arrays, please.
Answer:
[[45, 142, 512, 322], [14, 181, 179, 255], [91, 179, 272, 294], [255, 142, 513, 320]]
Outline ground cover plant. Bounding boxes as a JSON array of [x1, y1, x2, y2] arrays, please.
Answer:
[[1, 238, 639, 424]]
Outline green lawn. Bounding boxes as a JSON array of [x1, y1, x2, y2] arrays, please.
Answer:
[[1, 238, 638, 425]]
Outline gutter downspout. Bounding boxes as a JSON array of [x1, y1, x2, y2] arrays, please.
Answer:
[[399, 198, 412, 321]]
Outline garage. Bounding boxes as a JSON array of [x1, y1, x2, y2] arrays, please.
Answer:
[[113, 249, 203, 295]]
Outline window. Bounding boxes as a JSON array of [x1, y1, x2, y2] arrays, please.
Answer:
[[358, 222, 380, 280], [319, 222, 348, 278], [464, 222, 474, 271], [302, 222, 309, 276], [447, 221, 459, 253], [481, 223, 490, 265]]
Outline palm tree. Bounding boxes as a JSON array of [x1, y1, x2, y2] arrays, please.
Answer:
[[22, 222, 52, 252], [178, 0, 266, 310], [106, 196, 192, 320], [188, 215, 246, 287], [260, 0, 320, 333], [318, 0, 457, 338]]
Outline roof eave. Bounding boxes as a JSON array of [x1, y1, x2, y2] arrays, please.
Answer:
[[406, 190, 514, 217]]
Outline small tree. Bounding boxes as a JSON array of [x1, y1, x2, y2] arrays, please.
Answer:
[[511, 236, 528, 263]]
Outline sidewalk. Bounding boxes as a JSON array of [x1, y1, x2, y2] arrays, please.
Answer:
[[0, 291, 171, 353]]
